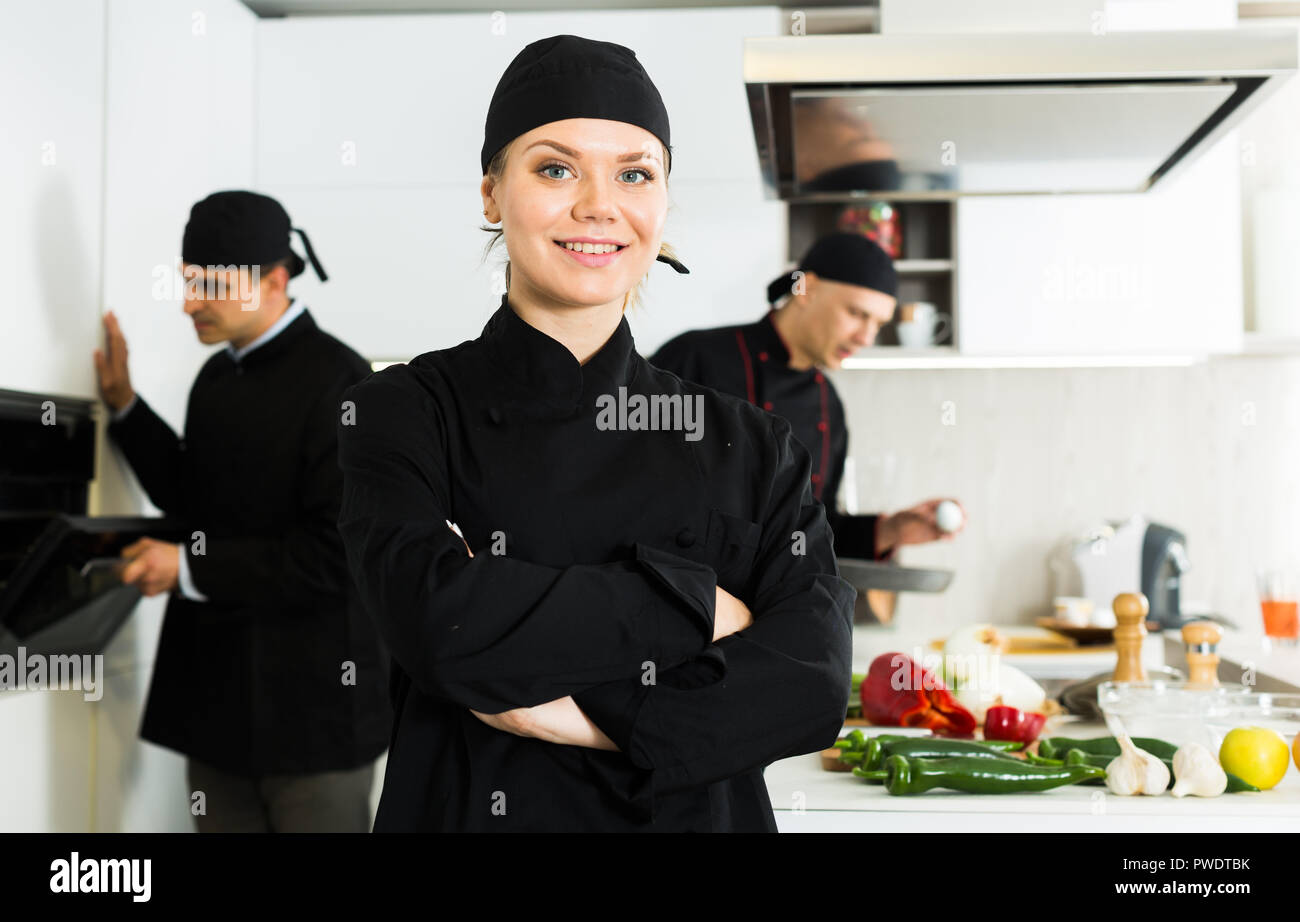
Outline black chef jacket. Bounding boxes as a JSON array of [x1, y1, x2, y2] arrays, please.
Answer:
[[651, 310, 888, 561], [107, 309, 392, 776], [336, 294, 855, 832]]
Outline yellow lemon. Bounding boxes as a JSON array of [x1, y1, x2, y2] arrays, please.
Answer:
[[1220, 727, 1290, 791]]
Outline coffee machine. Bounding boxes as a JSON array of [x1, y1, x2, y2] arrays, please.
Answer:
[[1051, 514, 1190, 630]]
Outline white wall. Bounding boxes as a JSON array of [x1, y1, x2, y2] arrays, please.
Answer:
[[93, 0, 258, 834], [253, 6, 787, 362]]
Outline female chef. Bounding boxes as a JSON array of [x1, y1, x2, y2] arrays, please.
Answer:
[[336, 33, 855, 832]]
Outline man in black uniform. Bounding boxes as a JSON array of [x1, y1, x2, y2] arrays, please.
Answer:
[[92, 191, 390, 831], [651, 232, 965, 578]]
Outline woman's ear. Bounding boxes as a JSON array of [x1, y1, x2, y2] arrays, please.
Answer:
[[480, 175, 499, 224]]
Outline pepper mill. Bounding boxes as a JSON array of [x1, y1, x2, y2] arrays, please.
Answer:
[[1182, 621, 1224, 688], [1111, 592, 1150, 682]]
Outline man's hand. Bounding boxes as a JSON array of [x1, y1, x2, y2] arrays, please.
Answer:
[[93, 311, 137, 412], [470, 697, 618, 751], [876, 498, 967, 555], [713, 585, 753, 641], [120, 538, 180, 597]]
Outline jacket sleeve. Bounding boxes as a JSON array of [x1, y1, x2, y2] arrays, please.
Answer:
[[106, 394, 186, 515], [184, 364, 362, 609], [822, 424, 892, 561], [572, 413, 856, 797], [335, 371, 718, 715], [825, 509, 882, 561]]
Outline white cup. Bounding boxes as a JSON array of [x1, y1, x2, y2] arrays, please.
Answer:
[[896, 313, 951, 347]]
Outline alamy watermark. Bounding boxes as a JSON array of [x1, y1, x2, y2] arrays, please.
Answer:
[[594, 387, 704, 442], [0, 647, 104, 701], [151, 262, 262, 309]]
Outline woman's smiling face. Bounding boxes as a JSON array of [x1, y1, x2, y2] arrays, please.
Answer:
[[483, 118, 668, 311]]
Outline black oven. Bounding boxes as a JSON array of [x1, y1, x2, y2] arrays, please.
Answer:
[[0, 388, 181, 656]]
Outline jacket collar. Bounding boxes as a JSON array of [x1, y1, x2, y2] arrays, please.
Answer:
[[224, 304, 316, 367], [482, 294, 638, 412], [752, 308, 794, 367]]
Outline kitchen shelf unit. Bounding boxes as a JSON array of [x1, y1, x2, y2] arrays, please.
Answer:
[[787, 198, 957, 351]]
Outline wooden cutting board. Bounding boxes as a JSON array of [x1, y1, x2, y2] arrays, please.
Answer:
[[928, 628, 1096, 654]]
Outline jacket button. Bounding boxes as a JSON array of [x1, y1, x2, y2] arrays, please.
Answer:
[[675, 528, 695, 548], [758, 351, 769, 362], [817, 421, 828, 432], [762, 401, 773, 411]]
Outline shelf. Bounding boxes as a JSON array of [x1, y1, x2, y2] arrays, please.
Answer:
[[1235, 332, 1300, 356], [894, 259, 953, 274], [841, 350, 1205, 369]]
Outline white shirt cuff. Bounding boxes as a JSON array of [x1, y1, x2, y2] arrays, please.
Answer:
[[111, 395, 139, 422], [175, 544, 209, 602]]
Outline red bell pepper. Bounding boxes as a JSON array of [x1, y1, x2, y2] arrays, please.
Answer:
[[983, 704, 1046, 743], [860, 652, 976, 735]]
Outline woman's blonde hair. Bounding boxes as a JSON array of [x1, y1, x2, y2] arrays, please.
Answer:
[[479, 138, 679, 314]]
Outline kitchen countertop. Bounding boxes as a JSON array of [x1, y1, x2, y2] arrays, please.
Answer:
[[764, 719, 1300, 832], [762, 623, 1300, 832], [849, 622, 1300, 687]]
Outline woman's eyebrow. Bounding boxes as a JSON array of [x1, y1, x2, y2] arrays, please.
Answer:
[[525, 139, 658, 163]]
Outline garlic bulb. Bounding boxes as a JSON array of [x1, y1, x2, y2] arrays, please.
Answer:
[[1170, 743, 1228, 798], [1105, 734, 1171, 796]]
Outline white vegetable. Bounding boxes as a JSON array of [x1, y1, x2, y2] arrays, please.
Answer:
[[942, 624, 1003, 685], [1170, 744, 1228, 798], [951, 662, 1047, 723], [943, 625, 1049, 722], [1105, 734, 1171, 796]]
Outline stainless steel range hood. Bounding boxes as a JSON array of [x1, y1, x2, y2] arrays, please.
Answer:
[[745, 29, 1298, 199]]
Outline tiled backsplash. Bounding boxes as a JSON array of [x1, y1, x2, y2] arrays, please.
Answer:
[[829, 354, 1300, 640]]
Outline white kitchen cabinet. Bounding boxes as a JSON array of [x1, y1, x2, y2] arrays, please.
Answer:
[[955, 133, 1243, 356], [0, 1, 105, 399]]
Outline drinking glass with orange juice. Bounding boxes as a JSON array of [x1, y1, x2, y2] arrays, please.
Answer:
[[1258, 569, 1299, 646]]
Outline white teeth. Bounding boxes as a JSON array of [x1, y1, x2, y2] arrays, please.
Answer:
[[562, 241, 622, 254]]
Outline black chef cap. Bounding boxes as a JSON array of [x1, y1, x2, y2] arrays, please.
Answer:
[[766, 232, 897, 305], [481, 34, 688, 275], [182, 190, 327, 282]]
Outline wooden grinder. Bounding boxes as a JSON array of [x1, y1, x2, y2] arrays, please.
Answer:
[[1111, 592, 1150, 681], [1182, 620, 1224, 688]]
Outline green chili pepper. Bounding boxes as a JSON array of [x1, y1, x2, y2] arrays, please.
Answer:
[[882, 754, 1106, 795], [978, 740, 1027, 752], [860, 737, 1027, 771], [1040, 736, 1180, 761], [851, 766, 889, 783], [1022, 750, 1064, 766]]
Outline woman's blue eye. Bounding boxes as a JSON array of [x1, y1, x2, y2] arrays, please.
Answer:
[[537, 161, 656, 184]]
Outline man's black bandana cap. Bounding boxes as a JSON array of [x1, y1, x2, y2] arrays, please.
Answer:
[[766, 231, 897, 305], [182, 190, 328, 282], [481, 34, 688, 275]]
